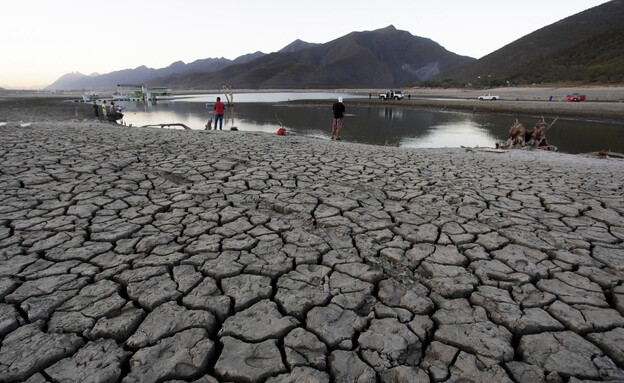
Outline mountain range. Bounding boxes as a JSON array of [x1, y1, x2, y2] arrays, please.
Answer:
[[441, 0, 624, 84], [46, 52, 264, 90], [46, 0, 624, 90], [153, 26, 475, 89], [46, 26, 474, 90]]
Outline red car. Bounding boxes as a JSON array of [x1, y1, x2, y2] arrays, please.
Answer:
[[566, 93, 586, 102]]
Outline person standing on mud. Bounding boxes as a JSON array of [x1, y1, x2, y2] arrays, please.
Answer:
[[331, 97, 345, 140], [102, 101, 108, 118], [213, 97, 225, 130], [93, 102, 99, 118]]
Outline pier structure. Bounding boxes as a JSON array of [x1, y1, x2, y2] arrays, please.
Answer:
[[111, 85, 173, 102]]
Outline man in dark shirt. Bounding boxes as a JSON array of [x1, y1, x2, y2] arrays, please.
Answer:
[[331, 97, 345, 140]]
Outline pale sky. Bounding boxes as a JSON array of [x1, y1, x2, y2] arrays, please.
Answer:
[[0, 0, 611, 89]]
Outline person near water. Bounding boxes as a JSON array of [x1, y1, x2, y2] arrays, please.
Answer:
[[93, 102, 99, 118], [213, 97, 225, 130], [331, 97, 345, 140], [102, 101, 108, 118]]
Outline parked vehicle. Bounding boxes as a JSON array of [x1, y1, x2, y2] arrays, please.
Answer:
[[478, 94, 499, 101], [380, 90, 404, 100], [566, 93, 586, 102]]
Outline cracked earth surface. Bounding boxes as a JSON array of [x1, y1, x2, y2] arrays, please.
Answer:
[[1, 121, 624, 383]]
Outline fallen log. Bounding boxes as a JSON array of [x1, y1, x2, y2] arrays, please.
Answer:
[[140, 123, 192, 130], [596, 151, 624, 159], [478, 148, 508, 153]]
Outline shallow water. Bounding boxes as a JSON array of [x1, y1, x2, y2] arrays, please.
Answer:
[[116, 92, 624, 154]]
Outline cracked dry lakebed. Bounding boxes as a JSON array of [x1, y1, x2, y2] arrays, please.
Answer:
[[0, 117, 624, 383]]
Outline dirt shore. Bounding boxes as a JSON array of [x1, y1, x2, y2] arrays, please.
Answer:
[[0, 94, 93, 123], [347, 86, 624, 122]]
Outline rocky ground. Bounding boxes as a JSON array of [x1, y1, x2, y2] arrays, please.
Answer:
[[1, 98, 624, 382]]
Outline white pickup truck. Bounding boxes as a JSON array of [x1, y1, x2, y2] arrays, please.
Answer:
[[380, 90, 404, 100], [478, 93, 499, 100]]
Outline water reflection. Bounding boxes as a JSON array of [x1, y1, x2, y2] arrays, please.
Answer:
[[402, 121, 495, 148], [179, 92, 366, 103], [380, 108, 403, 121], [117, 94, 624, 154]]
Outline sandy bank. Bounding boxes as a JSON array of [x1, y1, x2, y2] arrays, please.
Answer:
[[342, 86, 624, 122]]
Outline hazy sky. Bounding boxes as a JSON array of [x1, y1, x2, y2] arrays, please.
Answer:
[[1, 0, 610, 89]]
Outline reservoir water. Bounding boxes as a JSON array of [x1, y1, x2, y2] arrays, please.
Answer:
[[117, 92, 624, 154]]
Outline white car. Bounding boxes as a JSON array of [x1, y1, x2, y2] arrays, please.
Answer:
[[478, 94, 499, 100]]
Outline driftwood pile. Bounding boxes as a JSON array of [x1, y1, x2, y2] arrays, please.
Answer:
[[497, 117, 558, 151]]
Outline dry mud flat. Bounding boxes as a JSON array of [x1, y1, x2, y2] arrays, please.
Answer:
[[1, 113, 624, 381]]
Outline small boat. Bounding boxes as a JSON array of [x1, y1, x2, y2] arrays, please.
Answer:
[[107, 110, 124, 122]]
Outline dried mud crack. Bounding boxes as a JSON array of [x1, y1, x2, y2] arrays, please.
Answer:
[[1, 117, 623, 383]]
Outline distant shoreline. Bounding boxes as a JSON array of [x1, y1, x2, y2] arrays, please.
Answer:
[[2, 86, 623, 124], [325, 86, 624, 123]]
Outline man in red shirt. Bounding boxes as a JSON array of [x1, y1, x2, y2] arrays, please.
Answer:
[[213, 97, 225, 130]]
